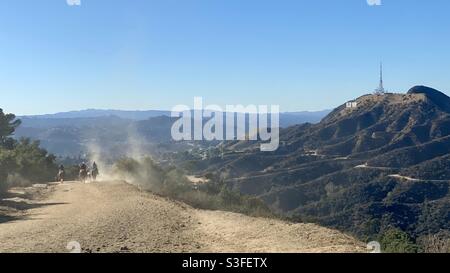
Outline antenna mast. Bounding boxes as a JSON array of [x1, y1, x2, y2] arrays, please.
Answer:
[[375, 62, 386, 95]]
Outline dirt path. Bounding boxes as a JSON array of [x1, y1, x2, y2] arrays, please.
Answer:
[[388, 174, 450, 183], [0, 181, 365, 253]]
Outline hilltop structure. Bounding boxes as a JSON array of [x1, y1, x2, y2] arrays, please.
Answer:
[[374, 63, 386, 95]]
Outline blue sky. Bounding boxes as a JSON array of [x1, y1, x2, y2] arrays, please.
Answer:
[[1, 0, 450, 115]]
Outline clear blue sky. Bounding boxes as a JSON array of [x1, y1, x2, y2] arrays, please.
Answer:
[[1, 0, 450, 115]]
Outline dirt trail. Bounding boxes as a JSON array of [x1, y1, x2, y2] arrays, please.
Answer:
[[388, 174, 450, 183], [0, 181, 365, 253]]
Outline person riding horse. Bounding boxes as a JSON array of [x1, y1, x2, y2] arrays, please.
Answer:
[[57, 165, 65, 182], [91, 162, 99, 181], [79, 162, 88, 182]]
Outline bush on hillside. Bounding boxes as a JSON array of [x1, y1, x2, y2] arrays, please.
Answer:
[[380, 228, 418, 253], [113, 157, 274, 218]]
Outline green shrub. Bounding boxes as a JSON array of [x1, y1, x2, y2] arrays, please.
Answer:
[[9, 139, 57, 183], [380, 228, 419, 253], [0, 149, 14, 195], [417, 231, 450, 253], [0, 172, 7, 196]]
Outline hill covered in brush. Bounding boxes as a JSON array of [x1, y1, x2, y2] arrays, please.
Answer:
[[188, 86, 450, 251]]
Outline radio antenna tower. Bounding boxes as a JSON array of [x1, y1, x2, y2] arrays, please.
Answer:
[[374, 62, 386, 95]]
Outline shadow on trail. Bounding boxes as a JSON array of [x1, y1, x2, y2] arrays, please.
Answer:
[[0, 197, 68, 224], [0, 214, 19, 224], [0, 199, 67, 211]]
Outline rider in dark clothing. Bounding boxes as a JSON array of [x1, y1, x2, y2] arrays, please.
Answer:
[[91, 162, 99, 180], [79, 162, 88, 181]]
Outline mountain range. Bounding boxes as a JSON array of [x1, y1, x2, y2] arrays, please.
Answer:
[[15, 109, 330, 157], [188, 86, 450, 244], [20, 109, 330, 128]]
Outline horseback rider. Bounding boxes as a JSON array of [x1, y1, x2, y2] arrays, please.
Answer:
[[79, 162, 88, 182], [91, 161, 99, 181], [57, 164, 65, 182]]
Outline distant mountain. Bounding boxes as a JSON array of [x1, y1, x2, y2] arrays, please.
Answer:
[[20, 109, 331, 128], [278, 110, 331, 127], [189, 86, 450, 246], [20, 109, 170, 120], [15, 109, 330, 157]]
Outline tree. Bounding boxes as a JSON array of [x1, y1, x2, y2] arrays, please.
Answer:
[[0, 108, 21, 149], [0, 109, 56, 195]]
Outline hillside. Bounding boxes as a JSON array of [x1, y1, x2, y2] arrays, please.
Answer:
[[190, 86, 450, 247], [0, 181, 364, 253]]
